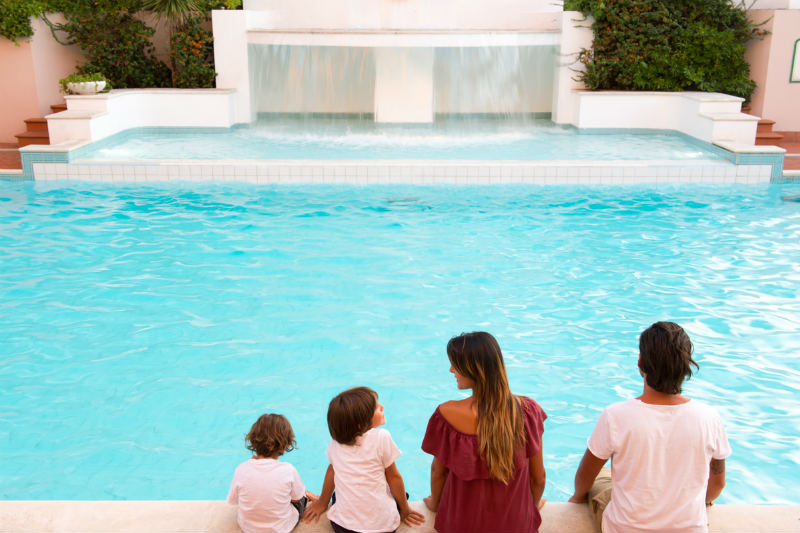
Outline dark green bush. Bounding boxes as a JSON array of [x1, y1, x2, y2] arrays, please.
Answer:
[[56, 11, 172, 88], [564, 0, 766, 100], [170, 15, 216, 88]]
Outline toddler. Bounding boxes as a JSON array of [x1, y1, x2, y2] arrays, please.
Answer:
[[304, 387, 424, 533], [228, 413, 313, 533]]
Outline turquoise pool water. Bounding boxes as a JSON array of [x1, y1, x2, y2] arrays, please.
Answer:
[[76, 116, 728, 161], [1, 181, 798, 503]]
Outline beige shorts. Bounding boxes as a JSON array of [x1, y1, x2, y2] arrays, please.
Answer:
[[588, 467, 613, 533]]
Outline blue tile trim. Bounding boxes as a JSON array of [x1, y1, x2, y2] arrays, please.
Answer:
[[20, 150, 70, 179]]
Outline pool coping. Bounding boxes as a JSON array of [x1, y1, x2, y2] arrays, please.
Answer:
[[1, 500, 798, 533]]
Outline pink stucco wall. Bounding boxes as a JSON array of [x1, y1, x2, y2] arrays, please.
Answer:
[[0, 39, 40, 144], [746, 9, 800, 131]]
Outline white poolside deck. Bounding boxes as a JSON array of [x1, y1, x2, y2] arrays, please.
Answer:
[[1, 500, 798, 532]]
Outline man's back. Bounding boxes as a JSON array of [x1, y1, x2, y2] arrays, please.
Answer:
[[588, 398, 731, 533]]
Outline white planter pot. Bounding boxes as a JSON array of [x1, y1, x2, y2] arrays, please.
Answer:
[[66, 81, 106, 95]]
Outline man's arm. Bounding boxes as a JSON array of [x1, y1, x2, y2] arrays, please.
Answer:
[[568, 449, 607, 503], [706, 458, 726, 505]]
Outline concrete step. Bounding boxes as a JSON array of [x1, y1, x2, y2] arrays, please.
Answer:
[[755, 132, 784, 146], [756, 119, 776, 133], [50, 103, 67, 113], [24, 117, 48, 132], [15, 130, 50, 147]]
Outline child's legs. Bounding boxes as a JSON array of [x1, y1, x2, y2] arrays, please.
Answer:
[[329, 492, 398, 533], [588, 467, 613, 533], [291, 496, 309, 525]]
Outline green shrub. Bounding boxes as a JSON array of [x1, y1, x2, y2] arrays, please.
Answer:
[[170, 15, 216, 88], [564, 0, 766, 100], [55, 11, 172, 89]]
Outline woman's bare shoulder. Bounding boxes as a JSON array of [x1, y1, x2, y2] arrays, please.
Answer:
[[438, 399, 477, 434]]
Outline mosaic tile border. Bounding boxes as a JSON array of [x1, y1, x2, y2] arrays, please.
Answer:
[[29, 160, 772, 185]]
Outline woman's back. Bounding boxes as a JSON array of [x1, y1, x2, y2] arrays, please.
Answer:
[[422, 396, 547, 533]]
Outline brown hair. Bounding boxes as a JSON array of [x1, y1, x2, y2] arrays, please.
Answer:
[[327, 387, 377, 445], [639, 321, 699, 394], [245, 413, 296, 458], [447, 332, 525, 484]]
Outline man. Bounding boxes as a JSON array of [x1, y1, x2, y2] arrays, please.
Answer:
[[569, 321, 730, 533]]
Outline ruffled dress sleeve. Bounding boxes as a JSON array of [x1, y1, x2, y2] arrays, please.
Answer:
[[421, 408, 489, 481], [521, 396, 547, 458]]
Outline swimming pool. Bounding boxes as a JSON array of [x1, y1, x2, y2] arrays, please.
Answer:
[[1, 181, 798, 504], [76, 116, 726, 162]]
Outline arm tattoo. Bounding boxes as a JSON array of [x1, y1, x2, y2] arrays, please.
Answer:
[[710, 458, 725, 475]]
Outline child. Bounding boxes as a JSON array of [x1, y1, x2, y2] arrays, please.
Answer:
[[303, 387, 425, 533], [228, 413, 314, 533]]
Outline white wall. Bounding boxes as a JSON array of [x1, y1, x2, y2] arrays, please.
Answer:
[[243, 0, 562, 29], [573, 91, 757, 144], [47, 89, 238, 145]]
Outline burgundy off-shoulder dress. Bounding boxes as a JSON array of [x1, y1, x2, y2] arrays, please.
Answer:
[[421, 396, 547, 533]]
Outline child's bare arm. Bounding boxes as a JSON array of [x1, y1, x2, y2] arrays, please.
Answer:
[[303, 464, 334, 523], [385, 462, 425, 526]]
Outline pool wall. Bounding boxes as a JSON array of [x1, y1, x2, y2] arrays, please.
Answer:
[[15, 88, 786, 184]]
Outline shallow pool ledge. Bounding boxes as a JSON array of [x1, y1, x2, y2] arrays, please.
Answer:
[[0, 501, 798, 533]]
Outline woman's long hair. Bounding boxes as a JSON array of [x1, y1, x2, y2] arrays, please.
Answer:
[[447, 331, 525, 484]]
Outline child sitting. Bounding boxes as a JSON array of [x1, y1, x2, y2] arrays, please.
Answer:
[[228, 413, 314, 533], [304, 387, 425, 533]]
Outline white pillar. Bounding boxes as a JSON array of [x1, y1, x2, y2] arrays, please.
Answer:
[[212, 10, 250, 123], [552, 11, 593, 125], [373, 47, 434, 123]]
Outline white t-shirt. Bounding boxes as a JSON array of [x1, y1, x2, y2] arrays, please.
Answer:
[[588, 398, 731, 533], [227, 457, 306, 533], [325, 427, 402, 533]]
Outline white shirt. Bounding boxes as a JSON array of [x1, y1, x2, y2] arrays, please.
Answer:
[[588, 398, 731, 533], [227, 458, 306, 533], [325, 428, 402, 533]]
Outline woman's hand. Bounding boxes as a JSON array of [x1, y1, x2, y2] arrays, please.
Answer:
[[302, 499, 328, 523], [423, 495, 438, 512], [400, 507, 426, 526]]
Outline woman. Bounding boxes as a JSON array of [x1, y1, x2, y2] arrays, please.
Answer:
[[422, 332, 546, 533]]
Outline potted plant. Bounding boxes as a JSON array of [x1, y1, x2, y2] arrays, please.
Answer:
[[59, 73, 112, 95]]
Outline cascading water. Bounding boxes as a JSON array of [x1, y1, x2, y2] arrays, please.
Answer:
[[248, 44, 557, 120]]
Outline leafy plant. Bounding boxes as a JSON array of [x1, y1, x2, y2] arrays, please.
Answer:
[[45, 10, 172, 89], [170, 15, 216, 88], [0, 0, 45, 43], [563, 0, 766, 101], [58, 72, 112, 94]]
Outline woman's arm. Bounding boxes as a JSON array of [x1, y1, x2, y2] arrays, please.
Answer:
[[385, 462, 425, 526], [568, 449, 607, 503], [303, 464, 334, 523], [529, 441, 546, 509], [423, 456, 449, 512]]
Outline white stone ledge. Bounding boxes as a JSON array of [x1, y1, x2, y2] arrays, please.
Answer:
[[0, 501, 798, 533], [247, 29, 560, 47]]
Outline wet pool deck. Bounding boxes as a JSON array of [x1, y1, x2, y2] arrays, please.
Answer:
[[1, 501, 798, 532]]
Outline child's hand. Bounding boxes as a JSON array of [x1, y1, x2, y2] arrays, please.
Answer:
[[400, 508, 425, 526], [302, 499, 327, 523], [305, 490, 319, 501], [423, 495, 438, 512]]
